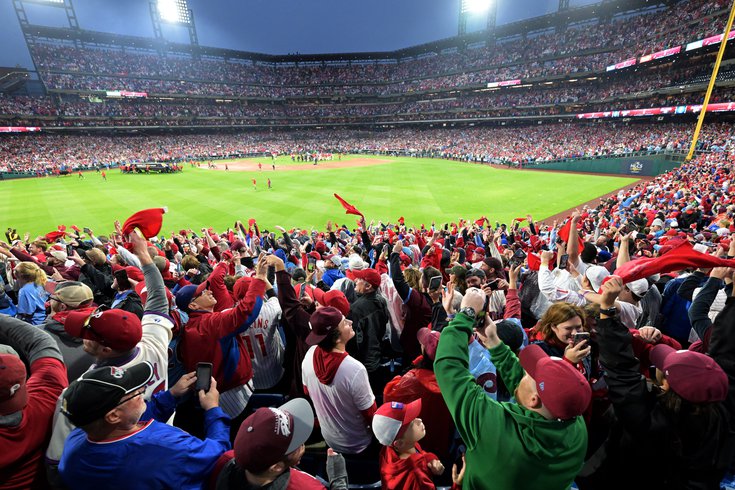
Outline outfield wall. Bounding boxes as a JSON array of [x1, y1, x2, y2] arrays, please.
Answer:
[[521, 153, 686, 177]]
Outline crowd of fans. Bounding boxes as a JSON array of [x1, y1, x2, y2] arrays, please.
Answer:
[[1, 121, 731, 173], [4, 53, 734, 129], [2, 146, 735, 488], [29, 0, 729, 97]]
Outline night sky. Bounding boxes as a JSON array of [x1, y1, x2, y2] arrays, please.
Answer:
[[0, 0, 597, 69]]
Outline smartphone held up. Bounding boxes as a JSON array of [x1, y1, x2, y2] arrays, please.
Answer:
[[195, 362, 213, 393]]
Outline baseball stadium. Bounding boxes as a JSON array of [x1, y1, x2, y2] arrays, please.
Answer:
[[1, 0, 735, 489]]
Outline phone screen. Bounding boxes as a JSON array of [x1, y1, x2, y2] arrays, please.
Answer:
[[429, 275, 442, 290], [66, 244, 74, 256], [195, 362, 213, 392], [559, 254, 569, 269]]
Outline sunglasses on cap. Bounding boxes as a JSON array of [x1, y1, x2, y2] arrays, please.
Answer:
[[81, 305, 111, 345]]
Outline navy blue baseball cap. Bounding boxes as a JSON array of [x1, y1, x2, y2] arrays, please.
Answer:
[[175, 282, 207, 312]]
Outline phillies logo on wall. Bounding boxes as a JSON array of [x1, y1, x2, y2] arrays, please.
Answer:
[[629, 162, 643, 174]]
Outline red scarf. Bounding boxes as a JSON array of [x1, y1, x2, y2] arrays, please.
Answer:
[[314, 346, 348, 384], [52, 310, 75, 325]]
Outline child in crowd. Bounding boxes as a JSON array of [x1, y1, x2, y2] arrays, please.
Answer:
[[373, 399, 464, 490]]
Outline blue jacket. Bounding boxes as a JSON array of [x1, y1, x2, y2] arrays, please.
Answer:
[[659, 275, 698, 342], [59, 391, 231, 490], [322, 268, 345, 288]]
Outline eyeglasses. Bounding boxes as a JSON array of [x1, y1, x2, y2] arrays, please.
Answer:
[[115, 388, 145, 407]]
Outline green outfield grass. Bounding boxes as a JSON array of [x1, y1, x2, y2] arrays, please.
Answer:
[[0, 155, 637, 237]]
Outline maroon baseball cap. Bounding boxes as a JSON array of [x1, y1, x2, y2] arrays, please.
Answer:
[[417, 328, 440, 360], [353, 268, 381, 289], [306, 306, 344, 346], [0, 354, 28, 415], [64, 307, 143, 352], [234, 398, 314, 473], [322, 289, 350, 316], [650, 344, 728, 403], [519, 344, 591, 420]]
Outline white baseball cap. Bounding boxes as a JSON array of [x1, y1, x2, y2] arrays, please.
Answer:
[[584, 265, 610, 292]]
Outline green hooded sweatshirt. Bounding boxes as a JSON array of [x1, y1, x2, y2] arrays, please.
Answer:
[[434, 312, 588, 490]]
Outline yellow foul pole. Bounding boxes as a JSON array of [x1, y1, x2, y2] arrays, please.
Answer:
[[686, 0, 735, 160]]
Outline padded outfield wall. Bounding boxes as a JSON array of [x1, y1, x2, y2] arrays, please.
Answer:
[[521, 153, 686, 177]]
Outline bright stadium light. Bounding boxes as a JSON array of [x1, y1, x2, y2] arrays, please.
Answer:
[[35, 0, 66, 3], [461, 0, 491, 13], [157, 0, 191, 24]]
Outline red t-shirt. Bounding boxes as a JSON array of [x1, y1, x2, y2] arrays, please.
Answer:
[[0, 358, 68, 489]]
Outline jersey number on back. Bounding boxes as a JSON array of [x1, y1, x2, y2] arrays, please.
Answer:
[[244, 333, 268, 359]]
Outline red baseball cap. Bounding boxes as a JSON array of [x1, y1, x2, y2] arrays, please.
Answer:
[[64, 307, 143, 352], [124, 266, 144, 283], [372, 399, 422, 446], [650, 344, 728, 403], [352, 268, 381, 289], [322, 289, 350, 316], [234, 398, 314, 473], [0, 354, 28, 415], [519, 344, 591, 420], [306, 306, 344, 346]]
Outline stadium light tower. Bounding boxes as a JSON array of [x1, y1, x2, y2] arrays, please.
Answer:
[[150, 0, 199, 46], [158, 0, 191, 24], [458, 0, 494, 36], [13, 0, 80, 30]]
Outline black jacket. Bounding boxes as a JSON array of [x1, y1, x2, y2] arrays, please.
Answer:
[[347, 290, 388, 373], [42, 316, 95, 381], [78, 262, 115, 306], [589, 299, 735, 489]]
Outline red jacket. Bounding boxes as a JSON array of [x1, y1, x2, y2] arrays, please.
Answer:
[[207, 261, 235, 312], [379, 443, 438, 490], [180, 278, 265, 392]]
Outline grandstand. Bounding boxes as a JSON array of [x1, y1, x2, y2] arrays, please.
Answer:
[[0, 0, 734, 134]]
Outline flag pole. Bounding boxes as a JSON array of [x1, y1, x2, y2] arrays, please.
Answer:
[[685, 0, 735, 161]]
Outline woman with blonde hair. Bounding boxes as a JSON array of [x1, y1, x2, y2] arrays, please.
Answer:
[[14, 261, 49, 325]]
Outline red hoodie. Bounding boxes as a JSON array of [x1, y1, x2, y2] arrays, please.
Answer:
[[379, 443, 438, 490], [313, 346, 348, 384]]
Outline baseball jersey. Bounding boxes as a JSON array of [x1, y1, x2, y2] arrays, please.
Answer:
[[242, 296, 284, 390], [468, 338, 498, 400]]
